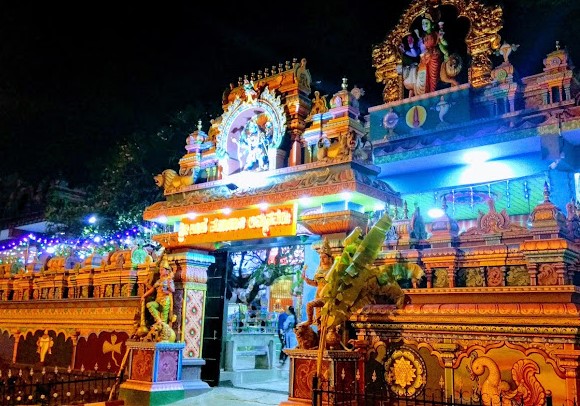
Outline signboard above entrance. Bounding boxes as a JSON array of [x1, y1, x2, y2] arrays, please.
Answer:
[[177, 204, 297, 244]]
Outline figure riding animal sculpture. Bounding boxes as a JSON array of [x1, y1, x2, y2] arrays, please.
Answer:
[[401, 55, 463, 97], [295, 323, 319, 350], [154, 169, 195, 193]]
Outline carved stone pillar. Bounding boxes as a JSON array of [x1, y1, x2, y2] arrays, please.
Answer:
[[288, 130, 303, 166], [11, 330, 20, 363], [553, 349, 580, 406], [527, 262, 538, 286], [167, 251, 214, 359], [425, 266, 433, 289], [432, 342, 458, 402], [70, 332, 79, 370], [446, 266, 456, 288], [554, 263, 567, 285]]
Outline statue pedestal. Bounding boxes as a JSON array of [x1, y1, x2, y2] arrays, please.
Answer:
[[119, 341, 185, 406], [279, 348, 363, 406], [181, 358, 210, 397]]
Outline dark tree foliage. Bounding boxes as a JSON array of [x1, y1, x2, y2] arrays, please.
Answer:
[[43, 103, 216, 238]]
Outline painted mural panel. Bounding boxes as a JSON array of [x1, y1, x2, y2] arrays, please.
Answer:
[[0, 331, 14, 365], [15, 330, 72, 367], [75, 331, 129, 373]]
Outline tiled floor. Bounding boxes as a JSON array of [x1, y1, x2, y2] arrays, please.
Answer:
[[170, 357, 290, 405]]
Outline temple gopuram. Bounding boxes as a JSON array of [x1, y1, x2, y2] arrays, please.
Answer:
[[1, 0, 580, 405]]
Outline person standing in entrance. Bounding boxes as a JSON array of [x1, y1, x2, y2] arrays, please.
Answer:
[[277, 309, 288, 364], [280, 306, 298, 366]]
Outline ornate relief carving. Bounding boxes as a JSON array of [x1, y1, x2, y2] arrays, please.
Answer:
[[462, 198, 527, 236], [506, 266, 530, 286], [385, 346, 426, 396], [433, 269, 449, 287], [537, 264, 558, 286], [486, 266, 504, 287]]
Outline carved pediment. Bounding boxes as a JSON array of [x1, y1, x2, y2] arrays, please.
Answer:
[[461, 198, 527, 236]]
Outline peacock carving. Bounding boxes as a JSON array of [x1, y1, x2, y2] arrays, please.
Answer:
[[468, 353, 546, 406]]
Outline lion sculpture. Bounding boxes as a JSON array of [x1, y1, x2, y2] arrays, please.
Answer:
[[295, 323, 319, 350], [144, 320, 176, 343], [154, 169, 194, 193], [439, 54, 463, 87]]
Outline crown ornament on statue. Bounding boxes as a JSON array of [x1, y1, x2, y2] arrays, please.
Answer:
[[321, 238, 332, 257]]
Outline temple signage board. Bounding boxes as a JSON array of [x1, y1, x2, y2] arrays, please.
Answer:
[[177, 204, 297, 243]]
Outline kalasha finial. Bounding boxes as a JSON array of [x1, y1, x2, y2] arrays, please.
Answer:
[[197, 119, 202, 131], [341, 77, 348, 90], [556, 40, 560, 51], [543, 181, 550, 202]]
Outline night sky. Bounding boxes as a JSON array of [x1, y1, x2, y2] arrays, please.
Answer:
[[0, 0, 578, 186]]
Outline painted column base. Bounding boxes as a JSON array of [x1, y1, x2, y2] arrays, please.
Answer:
[[119, 341, 186, 406], [119, 381, 184, 406], [182, 358, 211, 397]]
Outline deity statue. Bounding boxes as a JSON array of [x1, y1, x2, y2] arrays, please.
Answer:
[[309, 91, 328, 118], [243, 79, 258, 103], [232, 115, 270, 171], [399, 12, 462, 97], [36, 330, 54, 363], [140, 256, 176, 342], [294, 57, 312, 92], [300, 238, 334, 327]]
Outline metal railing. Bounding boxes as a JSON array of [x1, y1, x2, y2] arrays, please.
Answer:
[[311, 376, 556, 406], [0, 365, 118, 406]]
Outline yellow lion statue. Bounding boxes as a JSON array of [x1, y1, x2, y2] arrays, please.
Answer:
[[154, 169, 194, 193]]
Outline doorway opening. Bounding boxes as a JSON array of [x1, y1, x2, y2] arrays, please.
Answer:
[[219, 244, 304, 392]]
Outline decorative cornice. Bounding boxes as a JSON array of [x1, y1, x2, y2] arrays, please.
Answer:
[[144, 162, 399, 219], [0, 298, 140, 338]]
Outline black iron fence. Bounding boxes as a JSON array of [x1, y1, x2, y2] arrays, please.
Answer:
[[0, 365, 119, 406], [311, 376, 555, 406]]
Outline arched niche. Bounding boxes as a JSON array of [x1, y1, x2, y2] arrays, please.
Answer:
[[372, 0, 503, 103]]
